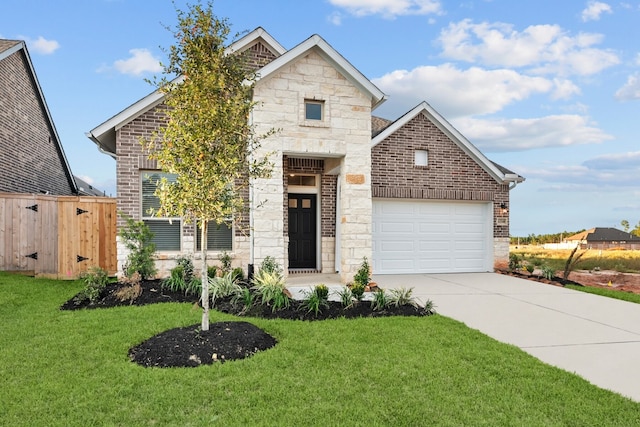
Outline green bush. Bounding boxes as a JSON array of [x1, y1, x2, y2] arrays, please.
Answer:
[[336, 286, 354, 308], [259, 256, 282, 275], [302, 284, 330, 316], [353, 257, 370, 287], [218, 251, 232, 274], [118, 215, 157, 280], [251, 268, 289, 312], [388, 287, 418, 308], [350, 283, 365, 301], [209, 271, 241, 306], [508, 253, 521, 271], [75, 266, 110, 304], [371, 288, 388, 311]]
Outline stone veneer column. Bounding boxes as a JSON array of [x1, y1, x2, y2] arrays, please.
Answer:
[[339, 150, 373, 282], [251, 151, 287, 269]]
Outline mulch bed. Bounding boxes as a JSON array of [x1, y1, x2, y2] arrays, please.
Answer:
[[495, 269, 583, 287], [61, 280, 432, 368]]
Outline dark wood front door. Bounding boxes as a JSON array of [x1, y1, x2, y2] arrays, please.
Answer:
[[288, 194, 317, 269]]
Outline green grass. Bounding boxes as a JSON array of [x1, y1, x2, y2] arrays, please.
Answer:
[[1, 272, 639, 426], [566, 284, 640, 304]]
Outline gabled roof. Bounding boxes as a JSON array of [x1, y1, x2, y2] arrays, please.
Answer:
[[88, 28, 387, 157], [1, 39, 78, 193], [254, 33, 386, 110], [74, 175, 106, 197], [371, 101, 524, 186], [566, 228, 640, 242], [86, 27, 286, 157]]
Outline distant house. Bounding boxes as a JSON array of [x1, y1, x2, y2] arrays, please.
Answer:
[[565, 228, 640, 250], [0, 39, 77, 195], [74, 175, 105, 197]]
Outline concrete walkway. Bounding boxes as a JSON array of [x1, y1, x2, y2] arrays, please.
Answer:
[[373, 272, 640, 402]]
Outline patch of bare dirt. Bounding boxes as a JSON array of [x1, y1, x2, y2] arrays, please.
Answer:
[[567, 270, 640, 294]]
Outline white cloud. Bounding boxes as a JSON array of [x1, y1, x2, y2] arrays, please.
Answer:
[[583, 151, 640, 169], [112, 48, 162, 76], [327, 11, 343, 25], [581, 1, 613, 22], [22, 36, 60, 55], [615, 73, 640, 100], [328, 0, 442, 19], [437, 19, 619, 76], [454, 114, 613, 152], [373, 63, 553, 118]]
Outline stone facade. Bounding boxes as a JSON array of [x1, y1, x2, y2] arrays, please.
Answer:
[[0, 42, 75, 195], [251, 50, 372, 281]]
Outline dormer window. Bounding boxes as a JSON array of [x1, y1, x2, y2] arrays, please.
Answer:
[[305, 100, 324, 121]]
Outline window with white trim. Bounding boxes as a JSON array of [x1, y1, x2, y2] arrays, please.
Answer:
[[141, 172, 181, 251], [415, 150, 428, 167]]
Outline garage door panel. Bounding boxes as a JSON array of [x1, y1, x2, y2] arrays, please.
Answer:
[[373, 200, 492, 274]]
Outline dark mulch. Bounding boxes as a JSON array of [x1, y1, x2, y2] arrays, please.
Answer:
[[61, 280, 431, 368], [495, 269, 584, 287], [128, 321, 277, 368]]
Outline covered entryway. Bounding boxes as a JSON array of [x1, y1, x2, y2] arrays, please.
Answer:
[[372, 199, 492, 274], [288, 193, 317, 269]]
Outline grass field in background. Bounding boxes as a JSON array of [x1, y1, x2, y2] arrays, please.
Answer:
[[1, 272, 639, 426], [510, 247, 640, 273]]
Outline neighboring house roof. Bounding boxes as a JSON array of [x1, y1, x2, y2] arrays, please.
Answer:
[[74, 175, 106, 196], [87, 27, 386, 157], [0, 39, 78, 194], [566, 228, 640, 242], [371, 101, 525, 186], [371, 116, 393, 136]]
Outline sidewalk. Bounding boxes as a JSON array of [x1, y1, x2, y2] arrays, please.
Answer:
[[374, 272, 640, 402]]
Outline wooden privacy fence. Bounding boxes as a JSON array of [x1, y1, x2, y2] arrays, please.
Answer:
[[0, 193, 116, 279]]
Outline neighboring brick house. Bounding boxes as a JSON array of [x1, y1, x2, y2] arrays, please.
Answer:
[[565, 228, 640, 250], [0, 40, 77, 195], [87, 28, 523, 281]]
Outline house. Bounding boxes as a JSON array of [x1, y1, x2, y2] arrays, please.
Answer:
[[74, 175, 106, 197], [87, 28, 524, 281], [566, 228, 640, 250], [0, 39, 77, 195]]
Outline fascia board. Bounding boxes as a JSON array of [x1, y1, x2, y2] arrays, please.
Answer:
[[225, 27, 286, 56]]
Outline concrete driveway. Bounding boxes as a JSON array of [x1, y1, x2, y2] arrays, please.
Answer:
[[373, 272, 640, 402]]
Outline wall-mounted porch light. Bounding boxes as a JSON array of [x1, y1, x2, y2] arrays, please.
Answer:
[[500, 202, 508, 215]]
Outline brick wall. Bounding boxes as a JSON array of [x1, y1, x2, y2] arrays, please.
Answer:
[[0, 48, 74, 195], [371, 112, 510, 238]]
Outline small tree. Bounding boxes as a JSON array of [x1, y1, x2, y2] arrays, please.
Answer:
[[143, 2, 273, 331], [118, 215, 157, 280]]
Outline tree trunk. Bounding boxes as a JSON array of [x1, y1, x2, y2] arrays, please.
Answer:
[[200, 220, 209, 331]]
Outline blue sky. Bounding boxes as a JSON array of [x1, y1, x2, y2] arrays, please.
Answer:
[[2, 0, 639, 236]]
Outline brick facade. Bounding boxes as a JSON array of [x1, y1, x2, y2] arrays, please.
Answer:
[[371, 113, 510, 239], [0, 44, 75, 195]]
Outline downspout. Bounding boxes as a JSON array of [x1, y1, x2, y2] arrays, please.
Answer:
[[248, 109, 255, 280]]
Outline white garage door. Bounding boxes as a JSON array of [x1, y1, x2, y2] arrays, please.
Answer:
[[372, 199, 492, 274]]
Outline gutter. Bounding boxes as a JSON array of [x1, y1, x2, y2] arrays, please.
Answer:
[[85, 131, 116, 160], [504, 173, 525, 190]]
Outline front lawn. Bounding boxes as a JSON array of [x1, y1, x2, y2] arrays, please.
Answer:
[[1, 272, 638, 426]]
